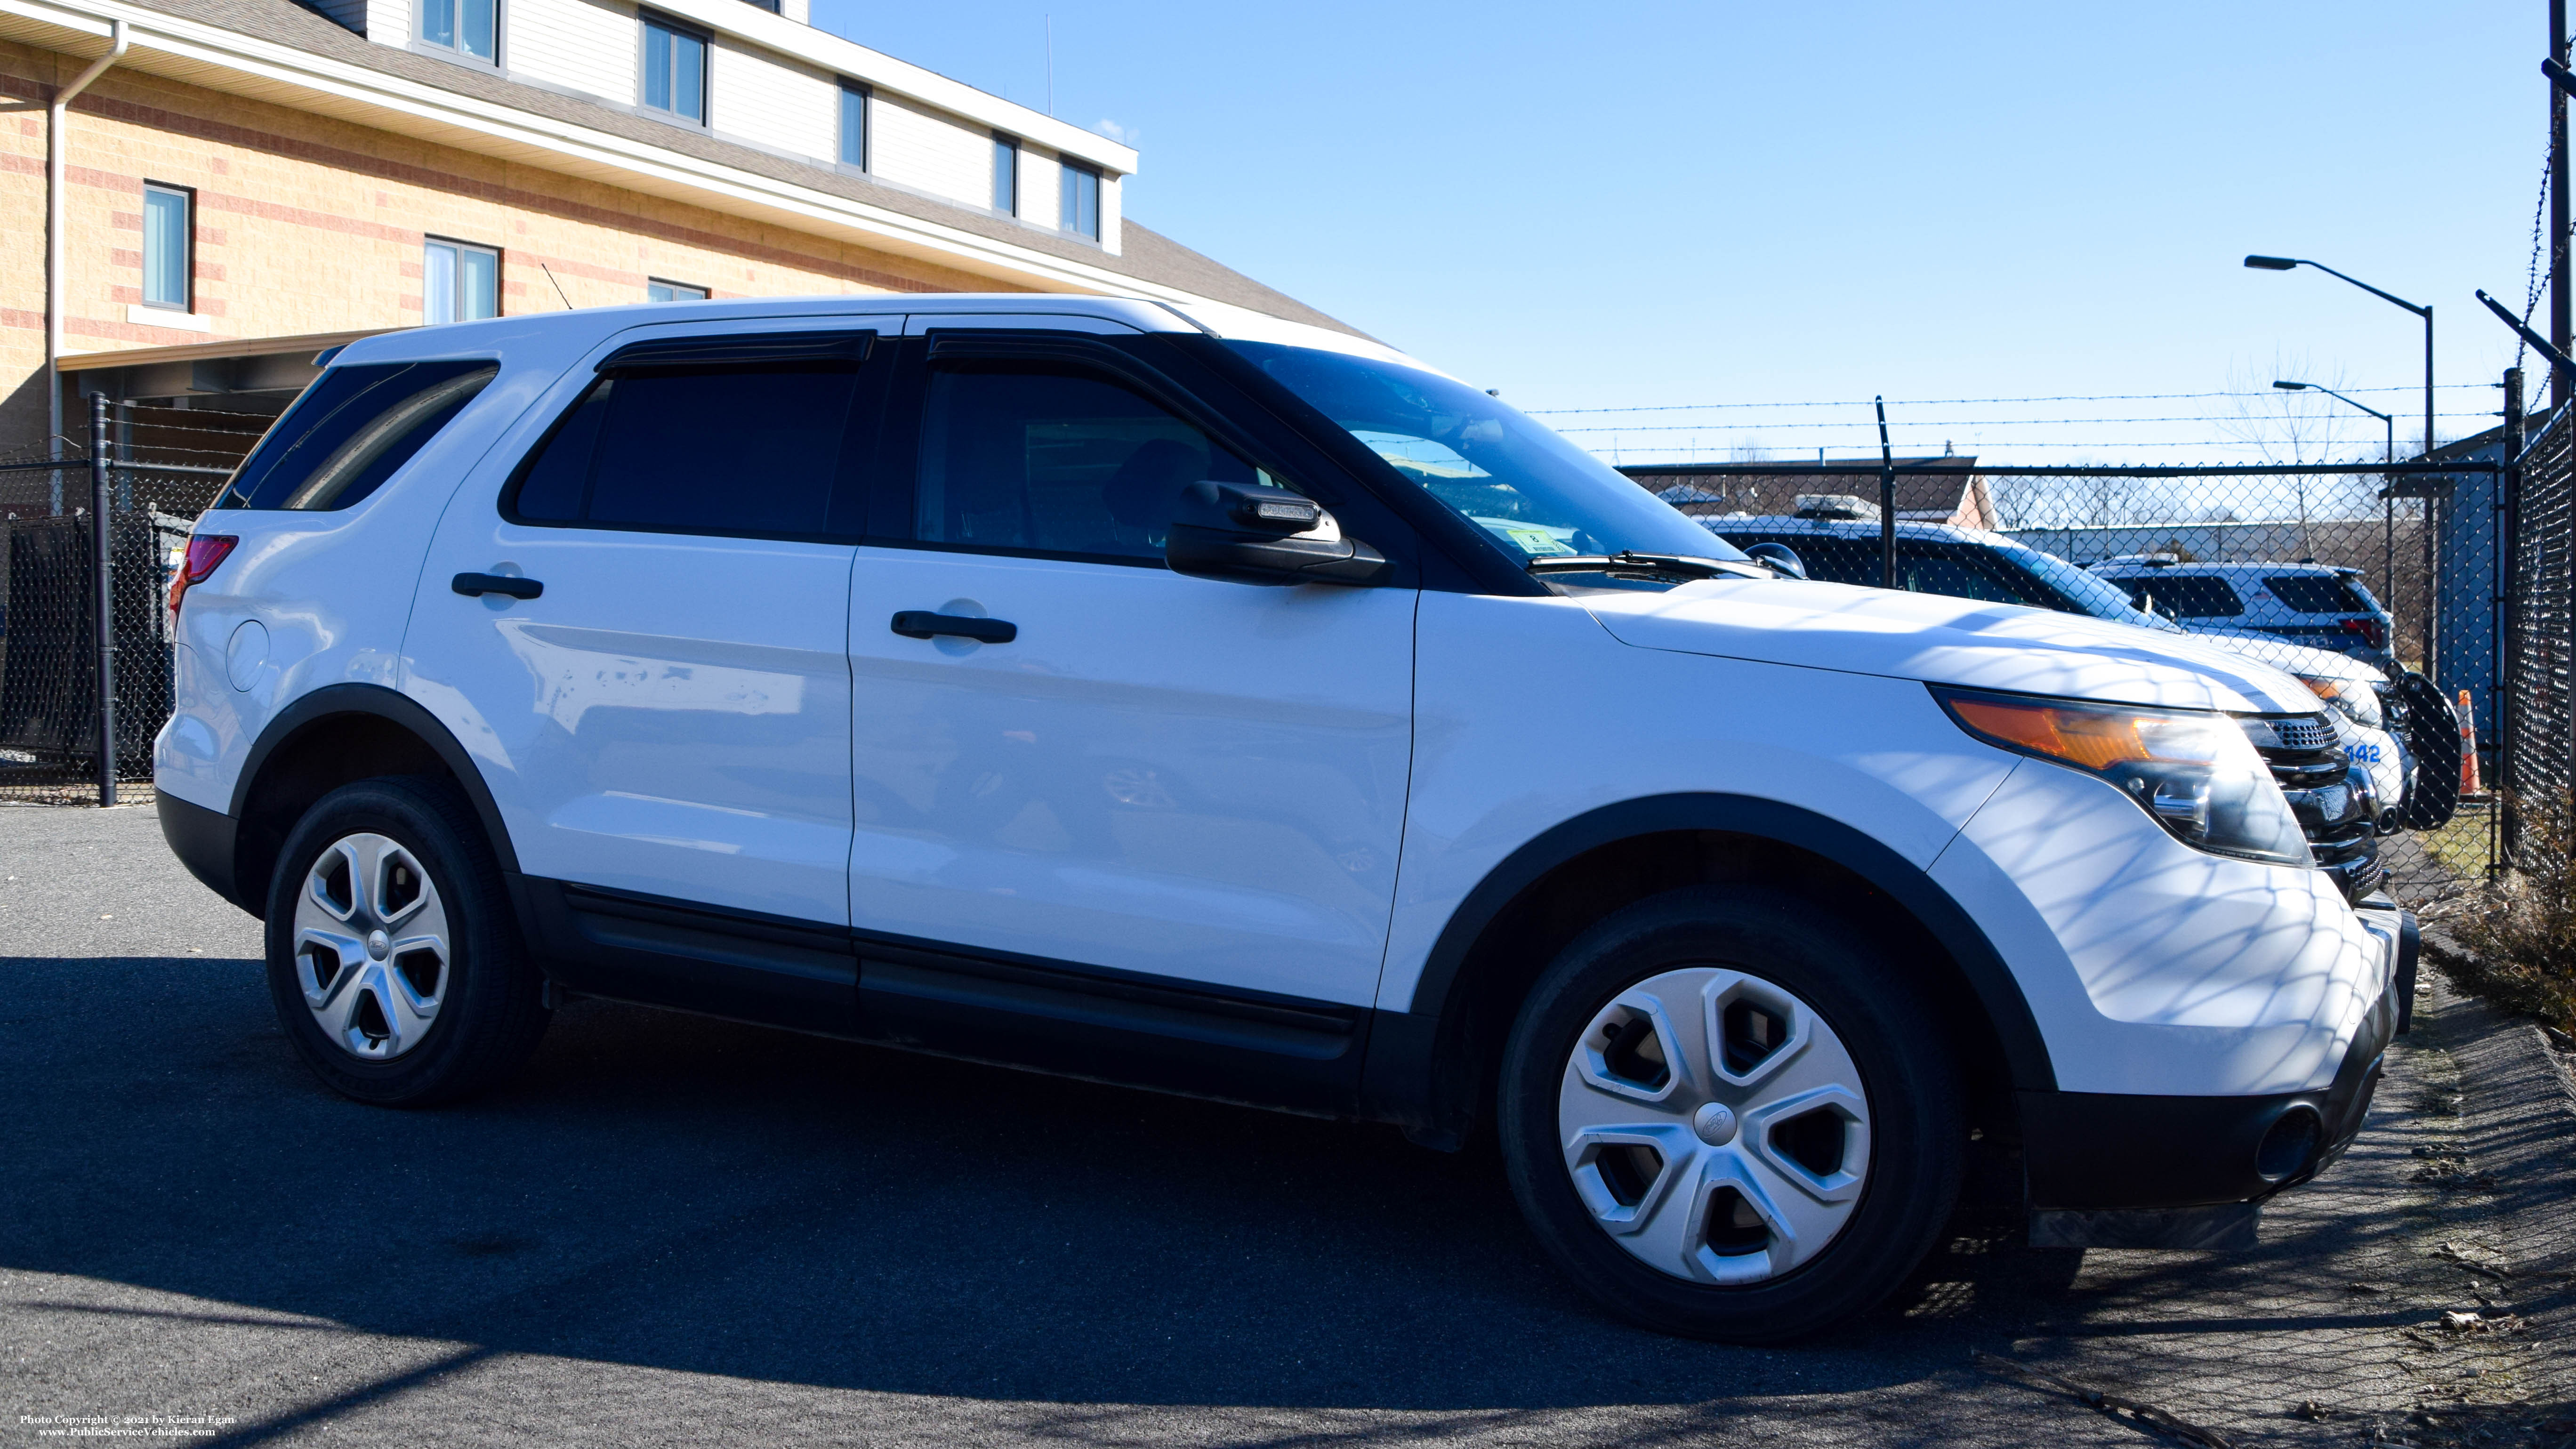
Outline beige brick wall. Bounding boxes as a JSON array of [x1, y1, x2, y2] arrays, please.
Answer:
[[0, 37, 1032, 456]]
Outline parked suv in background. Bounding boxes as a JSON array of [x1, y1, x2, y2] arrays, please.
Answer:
[[158, 296, 2409, 1342], [2086, 556, 2398, 668], [1695, 514, 2456, 837]]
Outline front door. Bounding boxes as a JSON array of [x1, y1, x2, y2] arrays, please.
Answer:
[[843, 330, 1416, 1065]]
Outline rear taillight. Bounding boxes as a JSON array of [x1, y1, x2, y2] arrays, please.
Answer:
[[169, 534, 237, 615], [2342, 617, 2385, 650]]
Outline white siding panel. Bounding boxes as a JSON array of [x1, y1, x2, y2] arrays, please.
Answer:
[[507, 0, 638, 104], [1099, 172, 1120, 255], [776, 0, 806, 21], [710, 39, 835, 161], [871, 94, 992, 208], [1017, 149, 1059, 230], [364, 0, 411, 48]]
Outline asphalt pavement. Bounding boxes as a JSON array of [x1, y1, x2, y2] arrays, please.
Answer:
[[1, 802, 2568, 1447]]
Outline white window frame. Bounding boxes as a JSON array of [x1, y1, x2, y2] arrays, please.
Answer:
[[423, 237, 502, 324], [140, 182, 193, 312], [993, 134, 1019, 216], [639, 11, 711, 127], [1059, 161, 1101, 242], [647, 278, 709, 302], [838, 80, 869, 172], [415, 0, 499, 66]]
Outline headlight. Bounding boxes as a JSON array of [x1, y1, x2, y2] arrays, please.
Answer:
[[2293, 674, 2383, 730], [1933, 687, 2312, 868]]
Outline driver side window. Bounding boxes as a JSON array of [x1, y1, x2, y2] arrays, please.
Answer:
[[914, 366, 1272, 563]]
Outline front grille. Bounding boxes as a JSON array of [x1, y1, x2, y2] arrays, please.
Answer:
[[2250, 716, 2380, 902]]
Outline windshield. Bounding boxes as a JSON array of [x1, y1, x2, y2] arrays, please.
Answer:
[[1226, 342, 1743, 567], [1999, 539, 2184, 631]]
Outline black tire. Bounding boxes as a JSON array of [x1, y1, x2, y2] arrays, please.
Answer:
[[1498, 885, 1964, 1342], [263, 776, 549, 1105]]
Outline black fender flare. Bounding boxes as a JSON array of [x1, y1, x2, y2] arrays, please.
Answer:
[[229, 682, 521, 881], [1367, 793, 2058, 1139]]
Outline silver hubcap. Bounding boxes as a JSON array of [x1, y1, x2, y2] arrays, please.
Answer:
[[1558, 966, 1873, 1286], [291, 832, 451, 1061]]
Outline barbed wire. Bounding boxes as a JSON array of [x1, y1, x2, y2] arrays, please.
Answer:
[[1526, 384, 2498, 416], [1556, 411, 2495, 435]]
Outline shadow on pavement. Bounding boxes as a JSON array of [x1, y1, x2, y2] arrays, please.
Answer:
[[0, 948, 2437, 1414]]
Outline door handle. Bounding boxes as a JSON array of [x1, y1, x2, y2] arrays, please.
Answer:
[[453, 572, 543, 600], [891, 610, 1016, 644]]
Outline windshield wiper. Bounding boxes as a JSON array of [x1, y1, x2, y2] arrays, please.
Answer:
[[1525, 551, 1758, 581]]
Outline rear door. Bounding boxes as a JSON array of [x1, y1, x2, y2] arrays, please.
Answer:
[[405, 321, 889, 1025], [839, 322, 1418, 1103]]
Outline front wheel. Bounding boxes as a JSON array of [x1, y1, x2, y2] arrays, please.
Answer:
[[263, 776, 550, 1105], [1498, 886, 1963, 1341]]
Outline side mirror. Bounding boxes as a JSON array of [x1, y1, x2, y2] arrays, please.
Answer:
[[1741, 541, 1808, 580], [1166, 481, 1390, 587]]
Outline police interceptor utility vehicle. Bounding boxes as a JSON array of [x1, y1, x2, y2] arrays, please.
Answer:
[[157, 296, 2411, 1342]]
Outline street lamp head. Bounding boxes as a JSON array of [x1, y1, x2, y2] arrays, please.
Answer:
[[2272, 380, 2310, 390], [2244, 255, 2300, 271]]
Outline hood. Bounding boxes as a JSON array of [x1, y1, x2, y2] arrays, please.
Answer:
[[1582, 578, 2324, 715]]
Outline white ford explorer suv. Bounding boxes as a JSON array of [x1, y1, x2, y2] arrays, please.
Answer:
[[156, 295, 2410, 1342]]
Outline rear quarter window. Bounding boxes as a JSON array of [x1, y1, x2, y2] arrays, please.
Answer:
[[2117, 574, 2243, 618], [2264, 575, 2370, 613], [221, 360, 498, 511]]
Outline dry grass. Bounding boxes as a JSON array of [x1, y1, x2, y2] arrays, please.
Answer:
[[2449, 792, 2576, 1035]]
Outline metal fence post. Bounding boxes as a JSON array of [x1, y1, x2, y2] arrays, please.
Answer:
[[2498, 369, 2525, 870], [87, 391, 115, 808]]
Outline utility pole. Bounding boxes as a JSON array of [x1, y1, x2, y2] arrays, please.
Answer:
[[2557, 0, 2570, 409]]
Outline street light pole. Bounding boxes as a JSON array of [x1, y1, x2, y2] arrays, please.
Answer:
[[2246, 254, 2441, 678], [2274, 379, 2397, 616]]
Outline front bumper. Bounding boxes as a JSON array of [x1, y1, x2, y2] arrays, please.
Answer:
[[2018, 923, 2400, 1214]]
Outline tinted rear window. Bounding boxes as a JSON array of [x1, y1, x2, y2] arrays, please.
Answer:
[[221, 360, 497, 510], [2265, 575, 2371, 613], [509, 359, 867, 537], [1712, 531, 2051, 607], [2119, 575, 2243, 618]]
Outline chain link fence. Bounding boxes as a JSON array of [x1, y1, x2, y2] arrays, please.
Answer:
[[0, 401, 258, 805], [1620, 444, 2520, 909], [2505, 399, 2576, 817]]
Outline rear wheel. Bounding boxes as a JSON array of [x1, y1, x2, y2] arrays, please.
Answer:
[[1498, 886, 1963, 1341], [263, 776, 549, 1105]]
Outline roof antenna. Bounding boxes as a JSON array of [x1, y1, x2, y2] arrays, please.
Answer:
[[540, 263, 573, 310]]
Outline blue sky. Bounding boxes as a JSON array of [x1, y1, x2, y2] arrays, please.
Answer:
[[809, 2, 2544, 464]]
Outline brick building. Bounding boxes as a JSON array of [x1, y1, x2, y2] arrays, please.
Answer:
[[0, 0, 1353, 454]]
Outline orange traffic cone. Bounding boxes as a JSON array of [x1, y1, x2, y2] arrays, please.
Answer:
[[2458, 689, 2484, 796]]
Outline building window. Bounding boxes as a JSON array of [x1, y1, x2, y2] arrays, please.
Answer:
[[418, 0, 496, 61], [1059, 161, 1101, 241], [839, 81, 868, 169], [647, 279, 708, 302], [992, 135, 1018, 215], [641, 14, 707, 124], [141, 183, 192, 311], [424, 238, 500, 323], [738, 0, 779, 10]]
